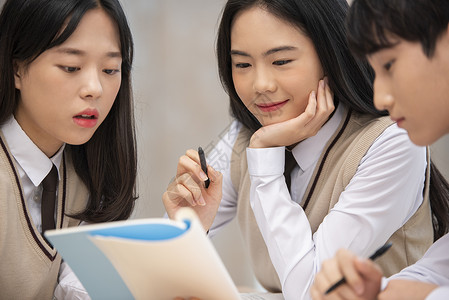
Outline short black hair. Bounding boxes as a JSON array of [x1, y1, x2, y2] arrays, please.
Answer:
[[347, 0, 449, 58]]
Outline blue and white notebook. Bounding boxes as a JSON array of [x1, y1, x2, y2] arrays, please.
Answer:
[[45, 208, 240, 300]]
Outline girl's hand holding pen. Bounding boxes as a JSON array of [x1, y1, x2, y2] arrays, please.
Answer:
[[162, 149, 223, 232], [249, 77, 334, 148]]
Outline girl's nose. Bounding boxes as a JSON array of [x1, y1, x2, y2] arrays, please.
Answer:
[[80, 69, 103, 100], [253, 67, 276, 94]]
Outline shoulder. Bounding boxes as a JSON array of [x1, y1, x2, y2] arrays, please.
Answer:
[[212, 120, 247, 154], [371, 123, 425, 156], [219, 119, 244, 146], [348, 112, 425, 159], [206, 120, 243, 171], [359, 122, 427, 173]]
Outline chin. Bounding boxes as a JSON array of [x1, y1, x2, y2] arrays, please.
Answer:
[[66, 134, 96, 146], [259, 116, 290, 127], [409, 133, 437, 147]]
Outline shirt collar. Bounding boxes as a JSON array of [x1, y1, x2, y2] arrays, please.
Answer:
[[1, 116, 65, 187], [291, 103, 345, 171]]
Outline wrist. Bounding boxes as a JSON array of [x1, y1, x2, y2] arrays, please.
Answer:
[[249, 130, 266, 148]]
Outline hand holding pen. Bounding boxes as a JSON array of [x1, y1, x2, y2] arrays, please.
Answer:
[[198, 147, 210, 189], [311, 243, 391, 300], [162, 147, 223, 232], [325, 242, 392, 294]]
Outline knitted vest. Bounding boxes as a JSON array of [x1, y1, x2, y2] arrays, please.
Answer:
[[0, 133, 89, 299], [230, 109, 433, 292]]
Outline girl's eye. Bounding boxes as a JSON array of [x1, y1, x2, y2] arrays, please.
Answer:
[[104, 69, 120, 75], [61, 66, 80, 73], [235, 63, 251, 69], [383, 59, 395, 71], [273, 60, 292, 66]]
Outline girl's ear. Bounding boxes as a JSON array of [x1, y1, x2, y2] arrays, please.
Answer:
[[13, 60, 23, 90]]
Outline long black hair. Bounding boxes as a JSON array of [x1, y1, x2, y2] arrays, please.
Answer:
[[216, 0, 386, 133], [0, 0, 138, 222], [346, 0, 449, 240]]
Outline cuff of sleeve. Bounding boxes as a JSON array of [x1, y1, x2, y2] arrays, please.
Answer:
[[246, 147, 284, 176], [381, 277, 389, 291], [426, 286, 449, 300]]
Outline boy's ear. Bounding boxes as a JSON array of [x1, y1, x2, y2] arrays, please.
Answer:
[[440, 23, 449, 51], [13, 60, 23, 90], [443, 23, 449, 37]]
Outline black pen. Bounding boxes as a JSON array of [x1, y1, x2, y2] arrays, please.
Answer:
[[324, 242, 393, 295], [198, 147, 210, 188]]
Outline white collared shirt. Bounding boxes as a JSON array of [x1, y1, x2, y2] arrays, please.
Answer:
[[2, 116, 64, 233], [208, 104, 427, 300], [1, 116, 89, 300]]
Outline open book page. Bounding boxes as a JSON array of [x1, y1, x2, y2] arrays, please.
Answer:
[[89, 208, 240, 300], [46, 222, 134, 299], [47, 208, 241, 300], [46, 207, 287, 300]]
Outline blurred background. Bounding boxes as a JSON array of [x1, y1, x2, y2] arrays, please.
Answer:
[[1, 0, 448, 292]]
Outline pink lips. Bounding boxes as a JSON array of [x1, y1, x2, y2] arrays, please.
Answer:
[[73, 108, 99, 128], [256, 100, 289, 113]]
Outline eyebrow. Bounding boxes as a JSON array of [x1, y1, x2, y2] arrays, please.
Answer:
[[230, 46, 298, 57], [55, 47, 122, 58]]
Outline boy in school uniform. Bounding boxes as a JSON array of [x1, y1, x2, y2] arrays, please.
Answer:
[[311, 0, 449, 299]]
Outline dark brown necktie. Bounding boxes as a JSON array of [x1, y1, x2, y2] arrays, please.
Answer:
[[41, 165, 58, 233], [284, 149, 297, 193]]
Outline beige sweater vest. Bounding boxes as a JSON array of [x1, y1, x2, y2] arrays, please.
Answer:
[[0, 133, 89, 299], [231, 108, 433, 292]]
